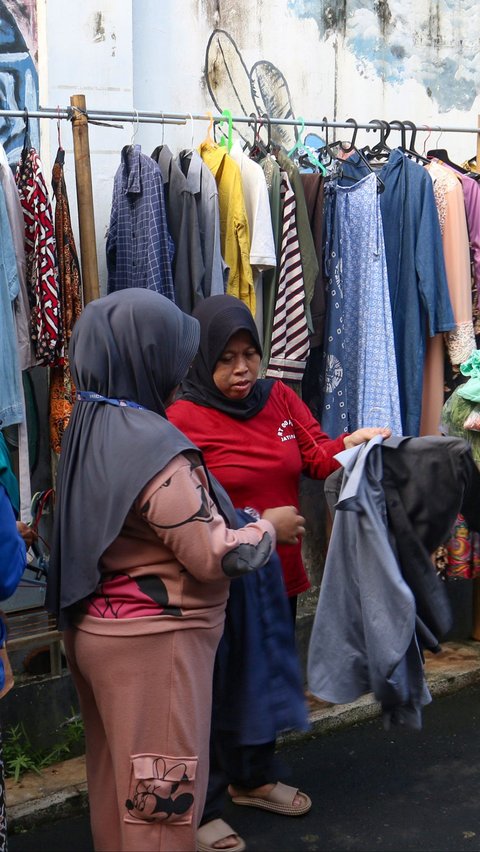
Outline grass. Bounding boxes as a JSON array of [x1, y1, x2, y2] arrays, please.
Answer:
[[3, 711, 85, 782]]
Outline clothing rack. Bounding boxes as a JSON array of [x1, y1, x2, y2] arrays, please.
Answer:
[[10, 94, 479, 304], [5, 94, 480, 639]]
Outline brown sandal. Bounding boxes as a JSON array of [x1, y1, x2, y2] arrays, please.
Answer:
[[197, 818, 246, 852], [228, 782, 312, 816]]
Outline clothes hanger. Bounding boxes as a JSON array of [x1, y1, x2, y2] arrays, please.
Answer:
[[129, 109, 139, 148], [426, 125, 468, 172], [287, 115, 306, 159], [295, 122, 327, 174], [337, 119, 385, 193], [388, 119, 406, 151], [21, 107, 31, 158], [313, 117, 339, 168], [337, 117, 358, 153], [217, 108, 234, 153], [363, 119, 391, 161], [55, 105, 65, 165], [201, 111, 215, 147], [187, 113, 195, 150], [287, 115, 325, 173], [262, 113, 272, 153], [243, 112, 258, 153], [361, 119, 384, 158], [400, 120, 430, 165]]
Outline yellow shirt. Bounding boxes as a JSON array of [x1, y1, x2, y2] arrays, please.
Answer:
[[199, 142, 255, 314]]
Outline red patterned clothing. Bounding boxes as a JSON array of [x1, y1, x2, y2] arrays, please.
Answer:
[[442, 513, 480, 580], [16, 147, 63, 366], [49, 148, 83, 452]]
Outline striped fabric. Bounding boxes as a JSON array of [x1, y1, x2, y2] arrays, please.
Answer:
[[266, 172, 310, 381]]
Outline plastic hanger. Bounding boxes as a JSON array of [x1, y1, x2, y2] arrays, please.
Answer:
[[187, 113, 195, 150], [363, 119, 391, 161], [202, 111, 215, 146], [287, 116, 305, 158], [217, 109, 233, 153], [55, 105, 65, 165], [338, 117, 358, 154], [21, 107, 31, 156], [288, 115, 327, 173], [262, 113, 272, 153], [388, 119, 406, 150], [400, 120, 430, 165]]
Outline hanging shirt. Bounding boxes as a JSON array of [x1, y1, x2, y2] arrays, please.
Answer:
[[49, 147, 83, 454], [307, 437, 430, 729], [0, 179, 24, 429], [259, 154, 282, 372], [340, 149, 454, 436], [276, 149, 319, 318], [151, 145, 204, 313], [457, 173, 480, 309], [266, 172, 310, 383], [420, 161, 475, 436], [199, 141, 255, 313], [15, 147, 63, 366], [426, 161, 475, 365], [0, 143, 34, 371], [106, 144, 174, 300], [320, 181, 349, 436], [230, 141, 276, 340], [335, 173, 402, 435], [300, 172, 326, 348], [176, 149, 227, 298]]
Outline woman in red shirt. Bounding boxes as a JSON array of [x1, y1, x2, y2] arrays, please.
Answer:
[[168, 294, 390, 852]]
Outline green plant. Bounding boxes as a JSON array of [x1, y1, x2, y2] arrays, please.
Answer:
[[3, 710, 85, 783]]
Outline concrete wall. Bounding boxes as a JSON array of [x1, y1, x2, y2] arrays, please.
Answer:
[[37, 0, 480, 292]]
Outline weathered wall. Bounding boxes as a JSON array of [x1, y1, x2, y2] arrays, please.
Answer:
[[0, 1, 475, 289]]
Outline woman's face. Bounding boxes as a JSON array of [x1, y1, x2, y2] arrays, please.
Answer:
[[213, 330, 261, 400]]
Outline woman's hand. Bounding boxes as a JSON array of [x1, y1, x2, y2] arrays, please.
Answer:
[[16, 522, 38, 549], [343, 426, 392, 450], [262, 506, 306, 545]]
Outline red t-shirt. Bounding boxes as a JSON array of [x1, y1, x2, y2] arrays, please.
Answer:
[[168, 381, 345, 597]]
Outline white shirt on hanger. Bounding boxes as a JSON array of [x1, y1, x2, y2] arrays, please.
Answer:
[[230, 140, 276, 337]]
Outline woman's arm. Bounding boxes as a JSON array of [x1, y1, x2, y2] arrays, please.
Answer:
[[280, 383, 347, 479], [281, 384, 391, 478], [0, 484, 26, 600], [138, 455, 304, 582]]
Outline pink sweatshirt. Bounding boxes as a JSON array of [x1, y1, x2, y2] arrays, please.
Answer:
[[84, 452, 275, 631]]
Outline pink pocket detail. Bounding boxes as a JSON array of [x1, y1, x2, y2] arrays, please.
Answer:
[[124, 753, 198, 826]]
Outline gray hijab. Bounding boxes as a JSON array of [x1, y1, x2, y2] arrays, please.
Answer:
[[47, 289, 210, 622]]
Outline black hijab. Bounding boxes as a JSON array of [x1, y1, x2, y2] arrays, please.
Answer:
[[180, 295, 274, 419], [46, 289, 233, 622]]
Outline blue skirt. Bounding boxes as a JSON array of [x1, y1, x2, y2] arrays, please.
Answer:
[[212, 512, 309, 746]]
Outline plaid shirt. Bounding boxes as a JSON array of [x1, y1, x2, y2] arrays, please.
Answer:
[[106, 145, 174, 300]]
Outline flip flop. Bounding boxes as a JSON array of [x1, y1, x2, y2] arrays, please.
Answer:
[[197, 818, 246, 852], [228, 782, 312, 816]]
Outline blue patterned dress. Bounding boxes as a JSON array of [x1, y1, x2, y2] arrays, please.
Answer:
[[320, 182, 349, 437], [334, 173, 402, 434]]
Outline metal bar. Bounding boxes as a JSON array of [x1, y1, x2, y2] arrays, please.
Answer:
[[0, 107, 479, 134]]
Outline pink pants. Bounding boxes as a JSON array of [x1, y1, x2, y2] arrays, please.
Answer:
[[64, 621, 222, 852]]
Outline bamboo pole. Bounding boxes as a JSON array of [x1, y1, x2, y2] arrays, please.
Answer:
[[70, 94, 99, 304]]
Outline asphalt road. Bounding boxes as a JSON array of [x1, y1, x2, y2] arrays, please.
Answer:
[[9, 682, 480, 851]]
